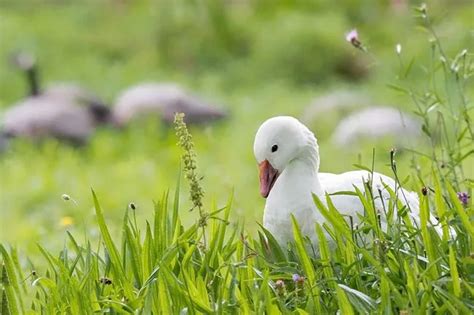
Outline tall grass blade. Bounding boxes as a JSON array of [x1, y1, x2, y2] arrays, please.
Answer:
[[91, 189, 134, 299], [0, 245, 23, 314]]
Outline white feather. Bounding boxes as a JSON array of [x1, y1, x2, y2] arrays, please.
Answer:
[[254, 116, 446, 247]]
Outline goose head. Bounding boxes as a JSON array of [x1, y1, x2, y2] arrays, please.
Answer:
[[11, 52, 40, 96], [253, 116, 319, 198]]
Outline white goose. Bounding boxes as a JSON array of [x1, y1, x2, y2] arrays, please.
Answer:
[[254, 116, 439, 247]]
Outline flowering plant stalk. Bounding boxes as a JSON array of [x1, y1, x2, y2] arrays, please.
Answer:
[[174, 112, 208, 245], [403, 4, 472, 199], [347, 4, 472, 207]]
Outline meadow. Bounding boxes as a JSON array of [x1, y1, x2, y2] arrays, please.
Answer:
[[0, 0, 473, 313]]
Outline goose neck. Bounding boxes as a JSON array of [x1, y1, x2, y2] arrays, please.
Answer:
[[278, 156, 322, 195], [26, 67, 40, 96]]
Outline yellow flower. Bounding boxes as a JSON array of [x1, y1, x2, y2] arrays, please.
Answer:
[[60, 216, 74, 227]]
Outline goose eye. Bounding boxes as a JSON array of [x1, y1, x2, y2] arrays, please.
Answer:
[[271, 144, 278, 153]]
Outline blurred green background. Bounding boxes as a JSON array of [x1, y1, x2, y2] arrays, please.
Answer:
[[0, 0, 472, 252]]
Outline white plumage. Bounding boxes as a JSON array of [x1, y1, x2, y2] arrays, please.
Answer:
[[331, 106, 421, 147], [253, 116, 439, 247], [301, 90, 369, 124]]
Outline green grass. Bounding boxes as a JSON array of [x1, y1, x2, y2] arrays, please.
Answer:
[[0, 1, 472, 249], [0, 172, 472, 313], [0, 1, 473, 313]]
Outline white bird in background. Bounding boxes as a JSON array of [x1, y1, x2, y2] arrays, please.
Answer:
[[301, 90, 369, 125], [253, 116, 441, 247], [331, 106, 421, 147], [112, 83, 227, 126]]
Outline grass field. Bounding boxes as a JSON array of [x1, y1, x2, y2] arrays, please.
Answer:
[[0, 1, 473, 313]]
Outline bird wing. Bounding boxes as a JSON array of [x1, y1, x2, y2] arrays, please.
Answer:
[[319, 170, 422, 224]]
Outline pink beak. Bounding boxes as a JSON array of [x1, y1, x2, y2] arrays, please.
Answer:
[[258, 160, 279, 198]]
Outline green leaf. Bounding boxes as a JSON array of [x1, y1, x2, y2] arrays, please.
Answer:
[[257, 223, 286, 263], [291, 216, 321, 313], [291, 216, 315, 283], [386, 83, 409, 93], [449, 246, 461, 297], [315, 224, 333, 280], [352, 164, 372, 172], [338, 284, 376, 313], [312, 194, 352, 240], [404, 57, 415, 78], [328, 191, 359, 197], [335, 286, 354, 315], [124, 224, 143, 287], [0, 245, 23, 315], [419, 194, 439, 280]]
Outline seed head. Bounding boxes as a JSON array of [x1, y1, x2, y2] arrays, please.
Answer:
[[174, 113, 205, 212], [419, 3, 427, 14], [275, 279, 286, 296]]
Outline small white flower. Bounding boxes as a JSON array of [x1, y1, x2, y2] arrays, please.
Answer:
[[396, 43, 402, 55]]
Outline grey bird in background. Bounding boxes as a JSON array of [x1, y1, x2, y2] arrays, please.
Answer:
[[11, 52, 108, 110], [112, 82, 227, 127], [0, 132, 9, 152], [301, 90, 422, 149], [301, 90, 370, 125], [0, 52, 111, 146], [330, 106, 421, 147], [2, 98, 104, 145]]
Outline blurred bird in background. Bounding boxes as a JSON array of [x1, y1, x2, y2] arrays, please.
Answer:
[[112, 82, 227, 127], [0, 52, 111, 146]]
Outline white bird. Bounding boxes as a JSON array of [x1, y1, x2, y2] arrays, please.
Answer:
[[112, 83, 227, 126], [253, 116, 441, 247], [331, 106, 421, 147], [301, 90, 369, 125]]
